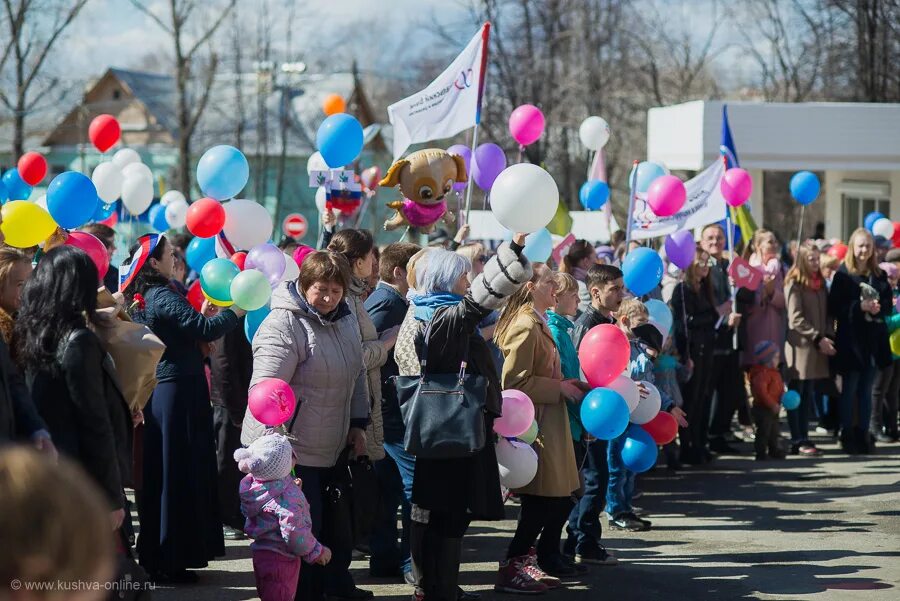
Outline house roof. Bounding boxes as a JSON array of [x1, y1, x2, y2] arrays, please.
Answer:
[[109, 68, 178, 136]]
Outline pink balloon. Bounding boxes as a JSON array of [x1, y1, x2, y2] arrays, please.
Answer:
[[494, 389, 536, 438], [647, 175, 686, 217], [721, 167, 753, 207], [508, 104, 545, 147], [578, 324, 630, 388], [65, 231, 109, 282], [248, 378, 296, 426]]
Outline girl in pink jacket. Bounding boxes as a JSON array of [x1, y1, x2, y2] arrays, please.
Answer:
[[235, 432, 331, 601]]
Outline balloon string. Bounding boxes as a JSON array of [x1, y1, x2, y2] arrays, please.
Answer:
[[517, 144, 524, 164]]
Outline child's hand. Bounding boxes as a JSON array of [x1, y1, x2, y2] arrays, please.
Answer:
[[561, 379, 589, 402], [316, 547, 332, 565], [669, 406, 689, 428]]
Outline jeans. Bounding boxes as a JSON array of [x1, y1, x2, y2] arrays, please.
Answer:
[[839, 362, 877, 433], [787, 379, 816, 445], [566, 438, 608, 553], [369, 442, 414, 575], [605, 434, 635, 518]]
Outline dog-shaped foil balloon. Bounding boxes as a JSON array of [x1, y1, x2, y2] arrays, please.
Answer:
[[379, 148, 467, 232]]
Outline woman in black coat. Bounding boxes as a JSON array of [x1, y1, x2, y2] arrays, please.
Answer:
[[828, 228, 892, 454], [16, 246, 132, 530], [394, 235, 531, 601], [122, 234, 244, 582], [671, 245, 720, 465]]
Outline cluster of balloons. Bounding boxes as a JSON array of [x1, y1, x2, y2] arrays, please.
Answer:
[[863, 211, 900, 246], [490, 163, 559, 233], [92, 147, 159, 217], [248, 377, 296, 426], [493, 390, 540, 489], [508, 104, 545, 148], [0, 152, 50, 244]]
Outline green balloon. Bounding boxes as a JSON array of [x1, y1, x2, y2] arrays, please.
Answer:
[[200, 258, 240, 302], [518, 420, 539, 445], [230, 269, 272, 311]]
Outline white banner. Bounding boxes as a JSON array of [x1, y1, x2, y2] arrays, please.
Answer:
[[387, 26, 486, 159], [629, 160, 726, 240]]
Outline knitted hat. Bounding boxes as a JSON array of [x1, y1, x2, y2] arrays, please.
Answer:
[[233, 432, 293, 481], [293, 245, 315, 268], [634, 323, 663, 354], [753, 340, 778, 366], [874, 235, 892, 250]]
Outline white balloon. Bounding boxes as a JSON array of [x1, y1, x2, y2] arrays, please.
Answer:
[[630, 381, 662, 425], [279, 253, 300, 284], [608, 375, 640, 413], [121, 175, 154, 215], [112, 148, 141, 170], [495, 438, 538, 489], [490, 164, 558, 233], [91, 162, 124, 203], [307, 152, 328, 175], [579, 116, 611, 150], [223, 199, 274, 250], [34, 194, 47, 211], [872, 217, 894, 239], [315, 186, 328, 212], [122, 162, 153, 184], [165, 199, 189, 229], [160, 190, 186, 207]]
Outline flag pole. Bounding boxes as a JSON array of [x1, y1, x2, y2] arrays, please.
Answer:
[[723, 154, 738, 350], [624, 160, 639, 255], [464, 22, 491, 225]]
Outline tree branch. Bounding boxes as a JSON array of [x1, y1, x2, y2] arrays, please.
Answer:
[[129, 0, 174, 34]]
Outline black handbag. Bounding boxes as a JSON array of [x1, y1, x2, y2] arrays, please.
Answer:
[[394, 322, 488, 458], [322, 447, 379, 550]]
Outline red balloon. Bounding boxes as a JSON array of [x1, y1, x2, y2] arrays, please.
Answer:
[[577, 324, 630, 388], [230, 251, 247, 270], [65, 232, 110, 282], [88, 114, 121, 153], [186, 197, 226, 238], [827, 242, 848, 260], [187, 280, 204, 312], [892, 223, 900, 248], [17, 152, 48, 185], [642, 411, 678, 445]]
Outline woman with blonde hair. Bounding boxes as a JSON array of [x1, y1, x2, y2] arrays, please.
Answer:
[[456, 242, 488, 278], [784, 242, 835, 456], [829, 227, 892, 454]]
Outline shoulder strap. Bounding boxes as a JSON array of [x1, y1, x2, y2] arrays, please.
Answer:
[[417, 310, 470, 379]]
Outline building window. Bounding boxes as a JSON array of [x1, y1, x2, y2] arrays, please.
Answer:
[[112, 89, 121, 100], [840, 181, 891, 241]]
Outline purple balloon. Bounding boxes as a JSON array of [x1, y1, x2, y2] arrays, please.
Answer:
[[447, 144, 472, 192], [664, 230, 696, 270], [246, 243, 287, 286], [472, 143, 507, 192]]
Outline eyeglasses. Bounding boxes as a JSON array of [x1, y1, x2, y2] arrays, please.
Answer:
[[694, 258, 716, 267], [477, 254, 489, 264]]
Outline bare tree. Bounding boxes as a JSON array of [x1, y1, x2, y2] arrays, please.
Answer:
[[129, 0, 237, 195], [0, 0, 90, 158], [275, 0, 299, 213], [829, 0, 900, 101]]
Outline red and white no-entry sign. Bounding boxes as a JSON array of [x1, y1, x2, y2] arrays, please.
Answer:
[[282, 213, 308, 239]]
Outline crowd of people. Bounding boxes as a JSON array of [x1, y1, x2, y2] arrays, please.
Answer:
[[1, 207, 898, 601]]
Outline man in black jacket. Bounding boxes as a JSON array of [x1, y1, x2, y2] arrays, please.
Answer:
[[0, 336, 54, 453], [364, 242, 420, 582]]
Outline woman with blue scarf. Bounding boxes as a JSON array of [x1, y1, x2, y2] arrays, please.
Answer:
[[394, 235, 532, 601]]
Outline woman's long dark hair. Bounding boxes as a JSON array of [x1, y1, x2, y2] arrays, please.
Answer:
[[16, 246, 98, 373], [121, 236, 170, 301]]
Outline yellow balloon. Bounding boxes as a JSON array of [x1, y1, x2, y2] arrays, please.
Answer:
[[1, 200, 58, 248], [202, 289, 233, 308], [890, 329, 900, 356]]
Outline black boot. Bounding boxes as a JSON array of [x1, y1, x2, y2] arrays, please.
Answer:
[[409, 520, 430, 597], [839, 429, 859, 455], [857, 427, 875, 454]]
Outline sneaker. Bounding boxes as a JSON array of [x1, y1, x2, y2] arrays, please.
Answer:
[[815, 426, 829, 435], [873, 431, 892, 444], [495, 557, 549, 594], [626, 511, 652, 528], [575, 545, 618, 566], [797, 444, 822, 457], [536, 554, 579, 578], [404, 571, 416, 586], [326, 588, 374, 601], [608, 513, 649, 532], [526, 549, 564, 587], [458, 588, 481, 601], [222, 525, 246, 540]]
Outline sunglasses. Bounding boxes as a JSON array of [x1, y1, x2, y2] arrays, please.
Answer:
[[477, 254, 489, 264]]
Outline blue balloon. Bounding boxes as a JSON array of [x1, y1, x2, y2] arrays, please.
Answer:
[[197, 145, 249, 201], [645, 299, 673, 334], [244, 304, 271, 343], [149, 203, 170, 231], [0, 181, 8, 204], [864, 211, 886, 232], [782, 390, 801, 411], [622, 247, 663, 296], [316, 113, 364, 168], [789, 171, 820, 205], [92, 199, 117, 221], [47, 171, 98, 229], [633, 161, 667, 194], [580, 388, 630, 441], [579, 180, 610, 210], [186, 235, 217, 273], [2, 168, 33, 201], [523, 228, 553, 263], [621, 424, 658, 473]]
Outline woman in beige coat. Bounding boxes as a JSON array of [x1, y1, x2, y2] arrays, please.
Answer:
[[495, 263, 588, 583], [784, 242, 836, 456]]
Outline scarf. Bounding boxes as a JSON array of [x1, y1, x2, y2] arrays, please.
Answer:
[[411, 292, 464, 322], [348, 275, 369, 298], [573, 266, 588, 282], [808, 272, 823, 292]]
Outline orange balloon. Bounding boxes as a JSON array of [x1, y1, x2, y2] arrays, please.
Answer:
[[322, 94, 346, 116]]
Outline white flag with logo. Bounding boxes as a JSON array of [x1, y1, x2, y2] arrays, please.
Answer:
[[629, 160, 727, 240], [387, 25, 487, 159]]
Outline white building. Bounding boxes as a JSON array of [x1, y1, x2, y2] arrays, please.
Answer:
[[647, 100, 900, 241]]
